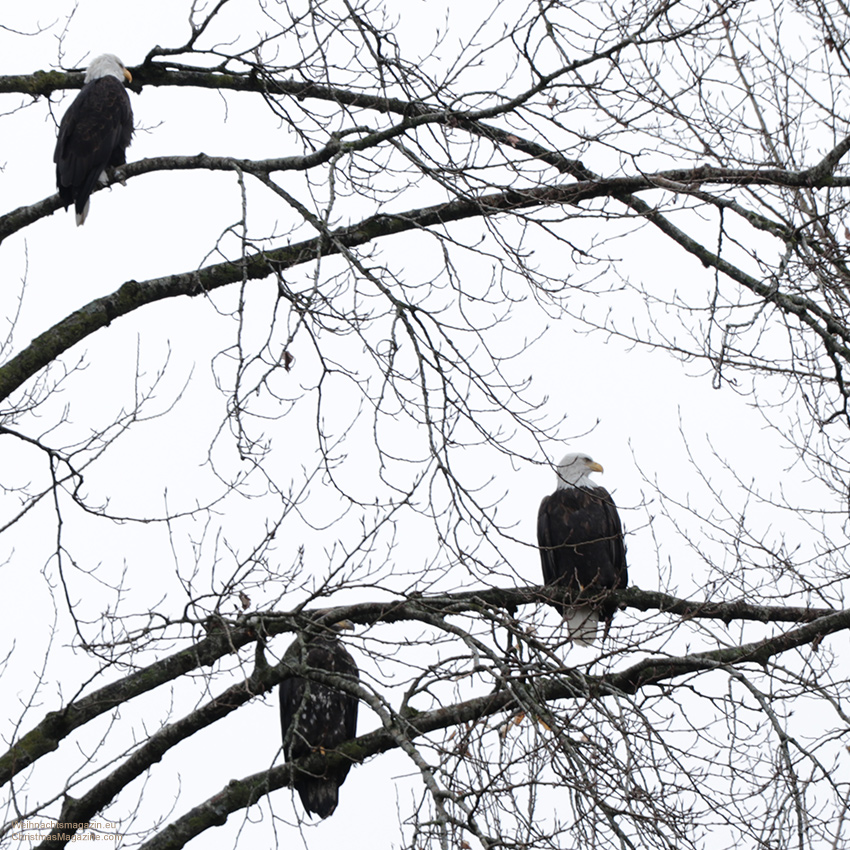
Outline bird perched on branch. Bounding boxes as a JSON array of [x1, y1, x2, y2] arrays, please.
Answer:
[[279, 622, 360, 819], [537, 452, 628, 644], [54, 53, 134, 225]]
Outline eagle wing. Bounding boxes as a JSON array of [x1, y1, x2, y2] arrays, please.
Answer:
[[537, 486, 627, 597]]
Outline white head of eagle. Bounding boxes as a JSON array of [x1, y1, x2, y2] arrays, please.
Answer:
[[537, 452, 628, 644], [54, 54, 134, 226]]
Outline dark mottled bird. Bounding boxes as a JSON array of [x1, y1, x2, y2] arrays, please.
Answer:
[[54, 54, 134, 225], [537, 452, 628, 643], [279, 622, 359, 819]]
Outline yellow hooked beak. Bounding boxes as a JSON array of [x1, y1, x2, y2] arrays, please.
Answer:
[[588, 461, 604, 473], [123, 67, 133, 84]]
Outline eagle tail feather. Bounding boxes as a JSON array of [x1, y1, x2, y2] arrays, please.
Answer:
[[563, 607, 599, 645], [75, 199, 90, 227], [296, 778, 340, 819]]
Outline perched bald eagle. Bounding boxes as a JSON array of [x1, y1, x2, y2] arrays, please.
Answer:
[[54, 54, 134, 226], [537, 452, 628, 644], [279, 623, 359, 819]]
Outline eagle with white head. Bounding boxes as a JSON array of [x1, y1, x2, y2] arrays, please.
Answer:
[[54, 54, 134, 225], [537, 452, 628, 644]]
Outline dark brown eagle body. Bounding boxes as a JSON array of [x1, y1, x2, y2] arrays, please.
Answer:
[[537, 453, 627, 643], [279, 629, 359, 819], [54, 54, 134, 225]]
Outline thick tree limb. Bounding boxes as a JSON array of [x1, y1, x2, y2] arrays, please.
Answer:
[[3, 156, 850, 406], [132, 603, 850, 850], [0, 585, 838, 790]]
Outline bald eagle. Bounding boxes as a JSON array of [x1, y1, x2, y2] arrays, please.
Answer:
[[537, 452, 628, 644], [54, 54, 134, 226], [279, 623, 359, 819]]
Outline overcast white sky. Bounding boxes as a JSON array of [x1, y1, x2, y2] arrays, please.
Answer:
[[0, 2, 841, 848]]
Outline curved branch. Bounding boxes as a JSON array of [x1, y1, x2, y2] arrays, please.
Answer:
[[0, 585, 838, 788], [4, 158, 850, 407], [136, 604, 850, 850]]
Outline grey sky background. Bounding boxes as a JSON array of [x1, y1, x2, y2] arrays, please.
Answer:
[[0, 2, 840, 847]]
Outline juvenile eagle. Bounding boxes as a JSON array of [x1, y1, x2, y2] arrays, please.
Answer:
[[54, 54, 134, 226], [279, 623, 359, 819], [537, 452, 628, 644]]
